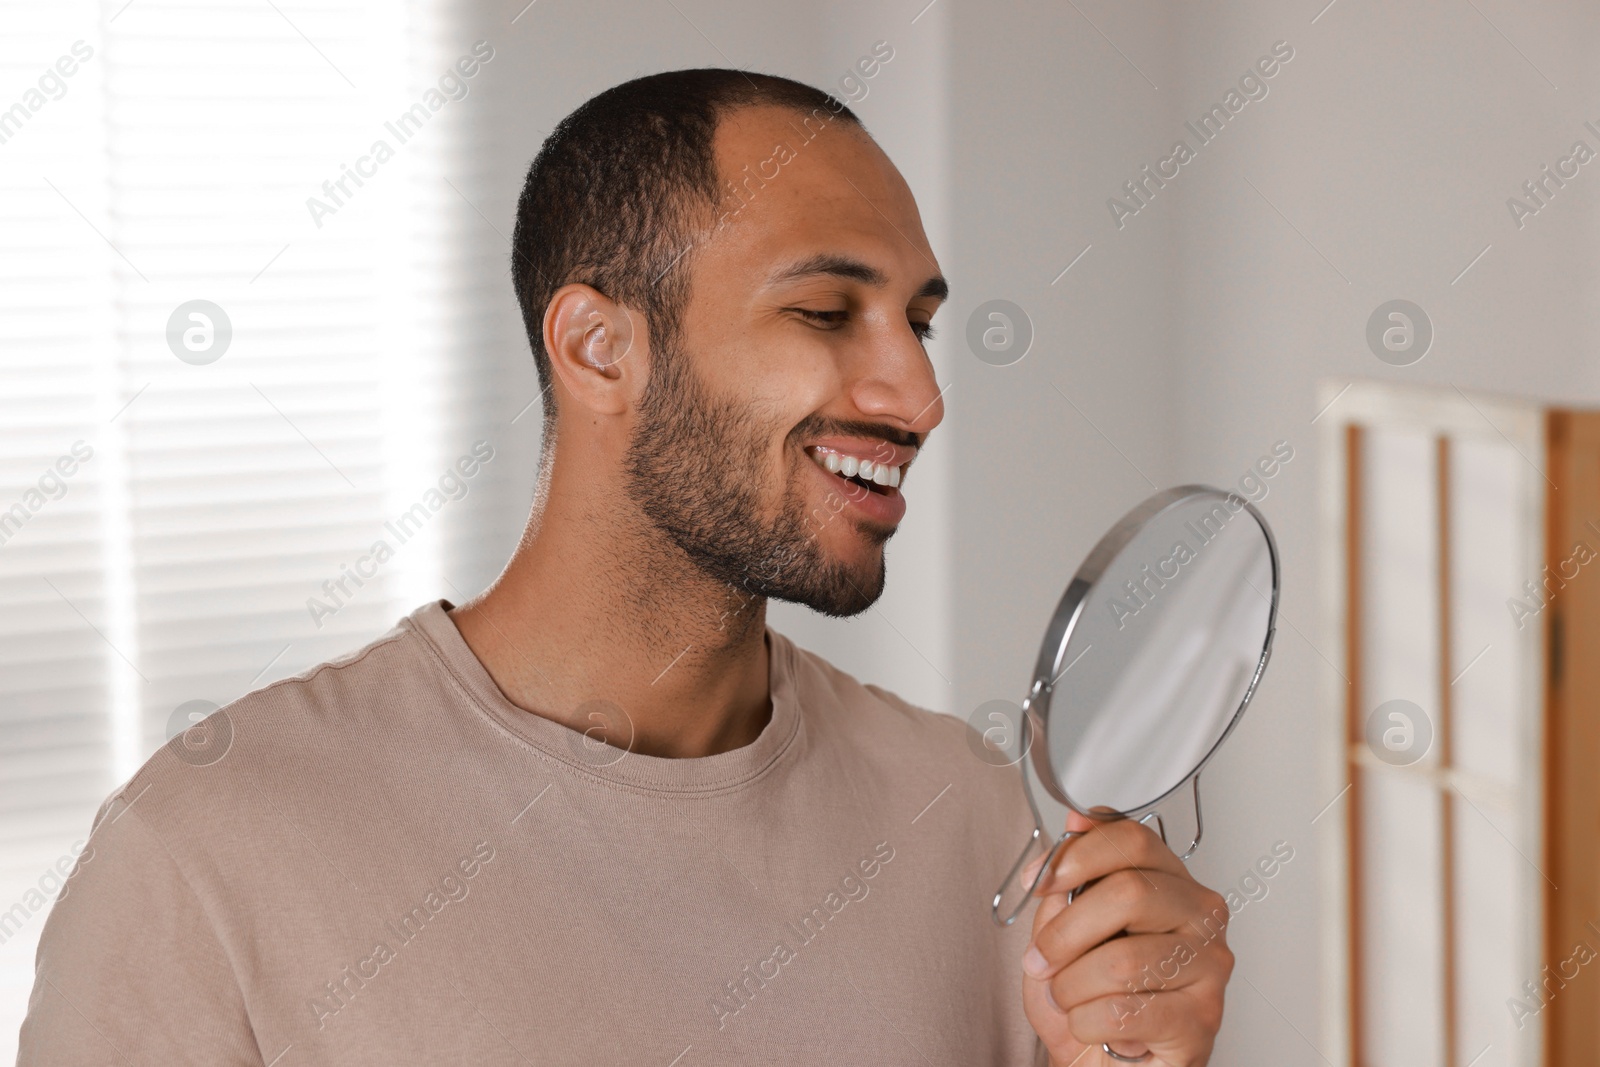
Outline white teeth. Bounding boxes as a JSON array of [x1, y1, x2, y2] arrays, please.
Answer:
[[808, 448, 902, 489]]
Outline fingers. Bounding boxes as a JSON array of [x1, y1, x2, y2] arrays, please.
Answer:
[[1022, 814, 1232, 1064], [1046, 926, 1234, 1010], [1062, 986, 1226, 1058], [1064, 808, 1095, 835], [1036, 817, 1189, 896], [1028, 869, 1229, 978]]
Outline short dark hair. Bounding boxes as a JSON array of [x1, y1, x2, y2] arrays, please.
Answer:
[[510, 69, 864, 429]]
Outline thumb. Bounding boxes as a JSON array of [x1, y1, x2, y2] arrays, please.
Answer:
[[1033, 810, 1094, 894]]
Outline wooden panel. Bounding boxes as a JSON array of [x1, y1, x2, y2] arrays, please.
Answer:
[[1359, 767, 1446, 1066], [1449, 439, 1525, 783], [1353, 427, 1447, 1066], [1345, 421, 1365, 1066], [1543, 410, 1600, 1065], [1448, 437, 1530, 1067], [1322, 380, 1549, 1067], [1360, 430, 1443, 746], [1438, 436, 1456, 1067], [1454, 803, 1520, 1067]]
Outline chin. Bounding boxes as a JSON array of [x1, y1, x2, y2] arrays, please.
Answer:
[[784, 543, 888, 618]]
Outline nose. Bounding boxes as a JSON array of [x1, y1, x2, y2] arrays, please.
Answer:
[[846, 321, 946, 439]]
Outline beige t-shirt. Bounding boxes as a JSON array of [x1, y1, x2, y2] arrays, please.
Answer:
[[19, 600, 1044, 1065]]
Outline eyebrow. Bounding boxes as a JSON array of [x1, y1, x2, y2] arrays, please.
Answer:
[[766, 252, 949, 302]]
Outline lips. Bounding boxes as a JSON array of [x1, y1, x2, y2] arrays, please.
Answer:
[[803, 441, 912, 526]]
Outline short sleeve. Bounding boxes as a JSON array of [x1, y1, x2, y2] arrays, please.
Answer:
[[17, 789, 262, 1065]]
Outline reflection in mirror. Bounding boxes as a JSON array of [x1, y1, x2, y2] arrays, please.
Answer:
[[994, 485, 1278, 934], [1046, 492, 1276, 815]]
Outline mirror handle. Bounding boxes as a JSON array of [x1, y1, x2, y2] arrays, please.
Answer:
[[992, 826, 1053, 927], [1091, 778, 1204, 1063], [993, 698, 1053, 927], [1175, 773, 1204, 862], [998, 780, 1200, 1064], [991, 827, 1089, 927], [1131, 775, 1204, 860]]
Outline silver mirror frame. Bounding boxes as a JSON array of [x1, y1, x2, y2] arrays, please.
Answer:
[[991, 485, 1279, 932], [1024, 484, 1280, 818]]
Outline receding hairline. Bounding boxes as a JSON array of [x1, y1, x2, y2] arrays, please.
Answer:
[[509, 69, 875, 431], [706, 110, 944, 304], [697, 98, 875, 218]]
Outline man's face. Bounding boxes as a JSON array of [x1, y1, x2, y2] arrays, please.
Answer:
[[622, 104, 947, 618]]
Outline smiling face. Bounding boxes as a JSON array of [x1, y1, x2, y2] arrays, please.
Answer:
[[620, 104, 947, 617]]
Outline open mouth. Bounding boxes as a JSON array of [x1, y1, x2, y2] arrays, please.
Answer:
[[805, 446, 904, 496]]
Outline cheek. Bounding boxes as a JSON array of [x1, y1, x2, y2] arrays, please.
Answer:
[[689, 318, 837, 408], [743, 361, 841, 460], [750, 341, 840, 411]]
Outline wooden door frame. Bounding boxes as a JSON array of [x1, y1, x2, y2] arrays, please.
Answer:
[[1318, 379, 1548, 1067]]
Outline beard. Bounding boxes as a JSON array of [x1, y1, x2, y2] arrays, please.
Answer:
[[621, 338, 889, 618]]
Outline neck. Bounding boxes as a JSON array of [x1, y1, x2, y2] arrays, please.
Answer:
[[449, 453, 773, 759]]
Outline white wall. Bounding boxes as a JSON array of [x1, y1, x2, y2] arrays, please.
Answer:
[[942, 1, 1600, 1062], [948, 0, 1180, 751], [1163, 1, 1600, 1062]]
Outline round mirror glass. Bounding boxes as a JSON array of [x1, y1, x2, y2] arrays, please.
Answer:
[[1029, 485, 1277, 817]]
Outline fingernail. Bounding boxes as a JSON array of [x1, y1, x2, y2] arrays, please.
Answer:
[[1023, 945, 1050, 978], [1044, 983, 1063, 1013], [1021, 857, 1043, 885]]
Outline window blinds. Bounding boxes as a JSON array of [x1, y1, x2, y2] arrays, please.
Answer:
[[0, 1, 532, 1054]]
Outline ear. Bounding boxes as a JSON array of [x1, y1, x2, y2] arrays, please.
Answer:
[[542, 283, 646, 418]]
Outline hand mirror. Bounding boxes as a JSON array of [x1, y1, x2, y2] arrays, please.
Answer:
[[991, 484, 1279, 932]]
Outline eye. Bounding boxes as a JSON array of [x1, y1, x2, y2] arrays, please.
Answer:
[[911, 320, 936, 342], [788, 307, 848, 329]]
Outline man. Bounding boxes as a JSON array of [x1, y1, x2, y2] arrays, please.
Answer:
[[20, 70, 1231, 1065]]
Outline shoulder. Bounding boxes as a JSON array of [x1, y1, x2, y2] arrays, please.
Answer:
[[112, 612, 444, 834], [213, 615, 419, 729], [48, 614, 445, 950], [774, 628, 974, 758], [771, 629, 1032, 828]]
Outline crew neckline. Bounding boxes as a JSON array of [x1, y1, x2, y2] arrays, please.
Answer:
[[404, 599, 804, 797]]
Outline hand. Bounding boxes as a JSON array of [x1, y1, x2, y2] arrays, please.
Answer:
[[1019, 811, 1233, 1066]]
